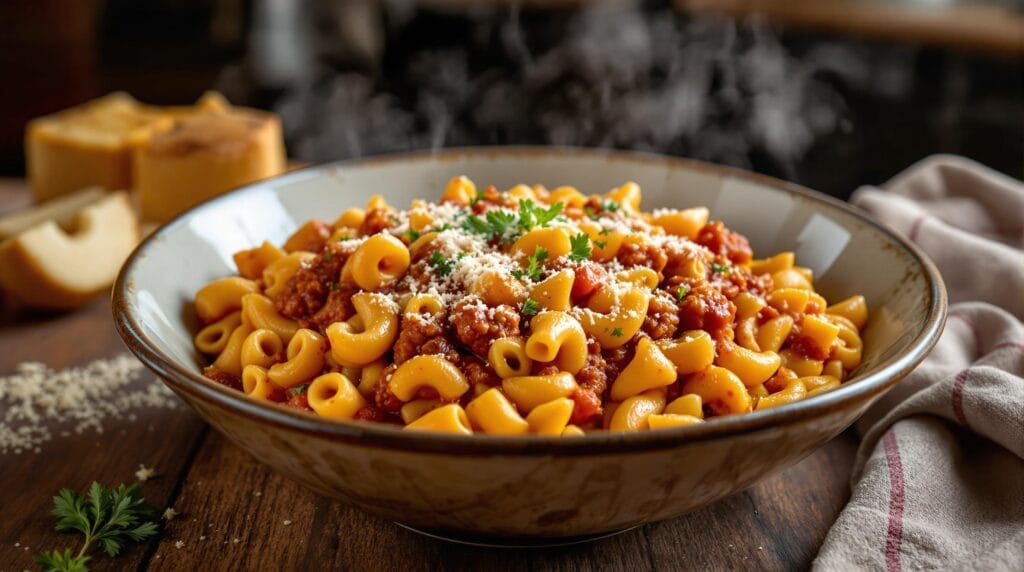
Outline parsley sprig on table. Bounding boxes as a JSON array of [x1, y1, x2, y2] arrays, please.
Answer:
[[35, 482, 160, 572]]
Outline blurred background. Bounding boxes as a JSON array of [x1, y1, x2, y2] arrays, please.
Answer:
[[1, 0, 1021, 199]]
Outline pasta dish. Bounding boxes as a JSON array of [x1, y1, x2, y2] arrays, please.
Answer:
[[193, 178, 867, 435]]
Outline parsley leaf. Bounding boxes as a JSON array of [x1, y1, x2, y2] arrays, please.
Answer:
[[594, 240, 608, 249], [36, 483, 159, 572], [510, 269, 524, 280], [568, 233, 592, 262], [330, 282, 340, 292], [676, 285, 690, 301], [602, 199, 621, 213], [337, 235, 353, 242], [403, 229, 421, 242], [711, 262, 730, 274], [463, 209, 519, 243], [598, 227, 612, 236], [611, 327, 624, 337], [322, 251, 333, 261], [521, 299, 540, 316], [429, 251, 459, 277], [521, 246, 549, 282], [517, 199, 564, 231], [291, 384, 309, 396]]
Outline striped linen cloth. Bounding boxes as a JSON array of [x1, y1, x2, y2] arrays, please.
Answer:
[[814, 156, 1024, 571]]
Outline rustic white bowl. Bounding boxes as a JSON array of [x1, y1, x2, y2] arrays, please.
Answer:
[[113, 147, 946, 543]]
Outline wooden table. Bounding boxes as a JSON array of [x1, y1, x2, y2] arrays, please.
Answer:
[[0, 181, 859, 570]]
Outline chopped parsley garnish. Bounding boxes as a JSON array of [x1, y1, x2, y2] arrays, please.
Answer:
[[403, 229, 421, 242], [598, 227, 612, 236], [389, 214, 401, 225], [429, 251, 459, 277], [462, 209, 518, 242], [338, 235, 353, 242], [568, 233, 592, 262], [34, 482, 160, 572], [517, 199, 563, 232], [711, 262, 730, 274], [522, 246, 549, 282], [468, 191, 483, 207], [330, 282, 340, 292], [602, 199, 621, 213], [676, 285, 689, 301], [594, 240, 608, 249], [611, 327, 624, 337], [323, 251, 334, 261], [432, 222, 453, 232], [584, 206, 599, 220], [521, 298, 540, 316], [291, 384, 309, 396]]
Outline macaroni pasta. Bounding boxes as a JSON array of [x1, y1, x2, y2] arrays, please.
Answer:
[[194, 177, 868, 435]]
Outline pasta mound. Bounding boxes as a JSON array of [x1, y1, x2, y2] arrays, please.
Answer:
[[193, 177, 867, 435]]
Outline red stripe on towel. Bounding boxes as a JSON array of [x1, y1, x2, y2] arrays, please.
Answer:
[[992, 341, 1024, 353], [884, 430, 905, 572], [908, 214, 928, 242], [951, 368, 972, 429]]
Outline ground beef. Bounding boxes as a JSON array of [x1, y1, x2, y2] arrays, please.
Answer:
[[575, 343, 609, 397], [601, 342, 636, 384], [285, 392, 313, 411], [678, 283, 736, 342], [615, 240, 668, 272], [533, 364, 561, 376], [695, 221, 753, 265], [300, 287, 357, 333], [392, 313, 453, 364], [354, 404, 386, 422], [643, 289, 680, 340], [374, 364, 404, 413], [460, 355, 501, 389], [275, 243, 350, 320], [359, 207, 394, 235], [450, 300, 521, 357], [569, 388, 603, 426], [203, 366, 242, 391]]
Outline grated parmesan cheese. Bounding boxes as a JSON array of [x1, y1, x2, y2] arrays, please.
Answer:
[[163, 507, 179, 520], [0, 355, 179, 455]]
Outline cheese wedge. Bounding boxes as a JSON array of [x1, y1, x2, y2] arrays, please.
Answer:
[[134, 104, 286, 222], [0, 192, 139, 309], [0, 187, 107, 241], [26, 93, 171, 202]]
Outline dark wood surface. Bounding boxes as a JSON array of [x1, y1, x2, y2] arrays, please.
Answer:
[[0, 180, 859, 571]]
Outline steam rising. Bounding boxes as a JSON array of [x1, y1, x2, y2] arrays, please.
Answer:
[[253, 5, 848, 174]]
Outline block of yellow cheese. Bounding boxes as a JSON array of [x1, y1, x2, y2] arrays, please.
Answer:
[[25, 93, 171, 202], [134, 104, 286, 222], [0, 192, 139, 309]]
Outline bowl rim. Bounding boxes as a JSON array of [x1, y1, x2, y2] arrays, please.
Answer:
[[112, 146, 947, 455]]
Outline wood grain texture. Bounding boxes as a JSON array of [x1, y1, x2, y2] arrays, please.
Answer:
[[0, 180, 859, 571]]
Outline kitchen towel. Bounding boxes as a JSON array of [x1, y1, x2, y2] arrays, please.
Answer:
[[814, 155, 1024, 571]]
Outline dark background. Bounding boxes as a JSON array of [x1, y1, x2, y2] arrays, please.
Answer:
[[1, 0, 1021, 200]]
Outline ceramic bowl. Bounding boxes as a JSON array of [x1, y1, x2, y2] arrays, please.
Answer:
[[113, 147, 946, 542]]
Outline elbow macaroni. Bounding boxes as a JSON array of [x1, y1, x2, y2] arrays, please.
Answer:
[[195, 176, 868, 434]]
